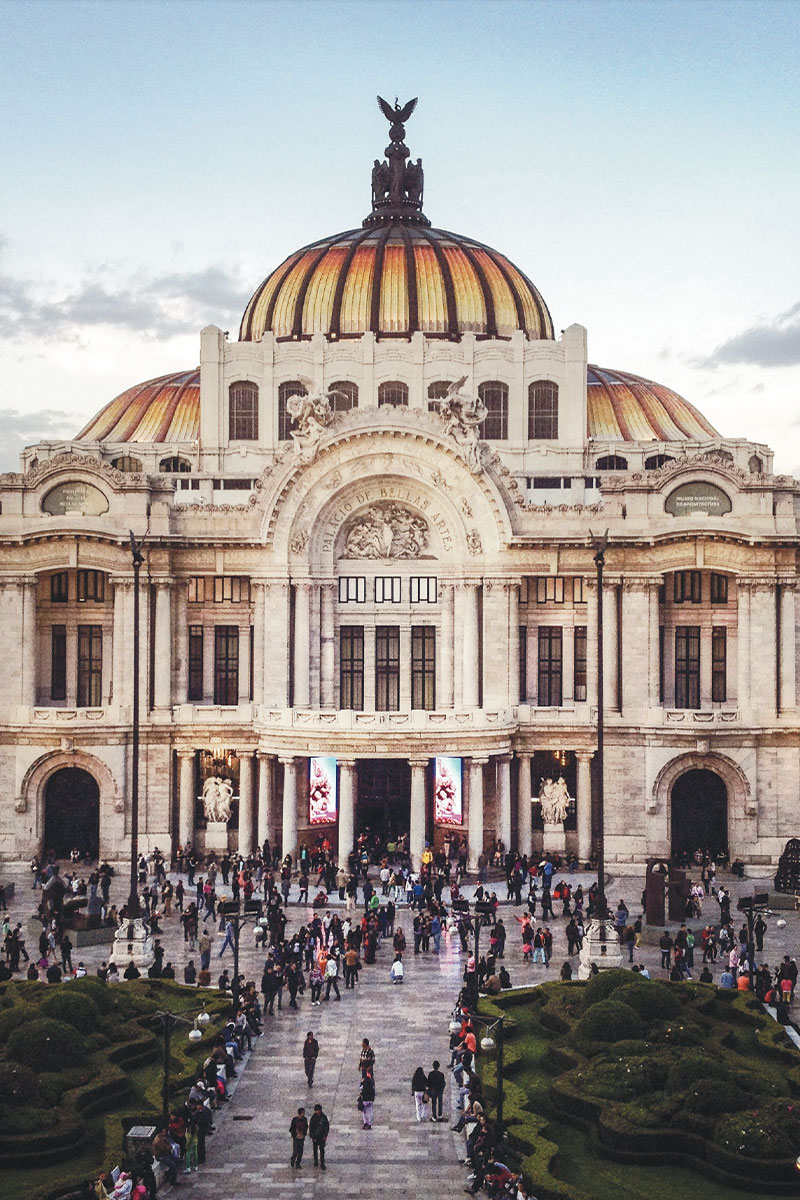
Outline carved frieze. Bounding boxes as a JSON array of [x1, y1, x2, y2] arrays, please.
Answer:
[[340, 501, 431, 559]]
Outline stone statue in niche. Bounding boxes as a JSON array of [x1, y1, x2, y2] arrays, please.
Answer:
[[286, 389, 335, 463], [202, 776, 234, 823], [342, 501, 430, 559], [433, 376, 487, 473], [538, 775, 572, 824]]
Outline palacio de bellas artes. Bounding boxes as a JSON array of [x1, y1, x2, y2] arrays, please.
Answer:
[[2, 95, 799, 880]]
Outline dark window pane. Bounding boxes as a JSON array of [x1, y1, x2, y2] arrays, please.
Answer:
[[378, 381, 408, 407], [411, 625, 436, 710], [573, 625, 587, 701], [376, 626, 400, 710], [537, 626, 562, 706], [712, 626, 727, 703], [51, 572, 69, 603], [188, 625, 204, 701], [229, 381, 259, 440], [51, 625, 66, 701], [519, 626, 528, 701], [278, 381, 308, 441], [328, 380, 358, 412], [339, 626, 364, 710], [675, 625, 700, 708], [77, 625, 102, 707], [528, 381, 559, 439], [214, 626, 239, 705], [478, 381, 508, 440]]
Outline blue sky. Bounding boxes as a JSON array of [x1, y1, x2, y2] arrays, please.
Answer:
[[1, 0, 799, 470]]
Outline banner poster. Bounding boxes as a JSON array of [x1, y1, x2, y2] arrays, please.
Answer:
[[309, 756, 337, 825], [434, 756, 463, 825]]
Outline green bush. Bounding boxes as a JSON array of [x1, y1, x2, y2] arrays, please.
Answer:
[[581, 1054, 668, 1100], [36, 1072, 72, 1107], [39, 989, 101, 1034], [666, 1051, 730, 1091], [582, 967, 637, 1008], [650, 1019, 704, 1046], [0, 1006, 29, 1042], [715, 1101, 800, 1159], [576, 998, 644, 1043], [614, 980, 681, 1021], [6, 1018, 85, 1070], [684, 1077, 745, 1115], [0, 1061, 38, 1105], [68, 976, 115, 1013], [0, 1107, 59, 1136]]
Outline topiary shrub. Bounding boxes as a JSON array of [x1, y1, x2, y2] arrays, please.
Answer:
[[651, 1019, 704, 1047], [0, 1006, 29, 1042], [0, 1061, 38, 1106], [6, 1018, 84, 1070], [666, 1051, 732, 1091], [576, 998, 644, 1043], [582, 1055, 668, 1100], [0, 1106, 59, 1135], [36, 1072, 72, 1107], [69, 976, 115, 1013], [39, 989, 100, 1034], [582, 968, 637, 1008], [715, 1101, 800, 1159], [615, 981, 681, 1022], [684, 1077, 746, 1115]]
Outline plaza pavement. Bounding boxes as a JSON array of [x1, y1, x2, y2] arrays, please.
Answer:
[[2, 860, 799, 1198]]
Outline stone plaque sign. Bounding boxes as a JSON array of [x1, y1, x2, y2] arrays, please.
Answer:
[[42, 481, 109, 516], [665, 481, 731, 517]]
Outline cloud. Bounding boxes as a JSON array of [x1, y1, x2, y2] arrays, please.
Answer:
[[701, 302, 800, 368], [0, 408, 84, 473], [0, 252, 251, 344]]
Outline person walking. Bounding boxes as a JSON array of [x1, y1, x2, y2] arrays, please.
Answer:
[[289, 1107, 308, 1168], [359, 1069, 375, 1129], [323, 952, 341, 1001], [309, 1103, 329, 1169], [412, 1065, 430, 1123], [427, 1059, 446, 1122], [218, 918, 235, 957], [303, 1031, 319, 1087], [359, 1038, 376, 1078]]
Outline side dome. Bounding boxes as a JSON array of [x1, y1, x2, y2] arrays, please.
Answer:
[[239, 225, 554, 343], [587, 365, 719, 442], [75, 369, 200, 443]]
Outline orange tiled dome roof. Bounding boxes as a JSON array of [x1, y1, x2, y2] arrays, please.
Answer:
[[239, 225, 554, 343], [587, 365, 719, 442], [75, 369, 201, 444]]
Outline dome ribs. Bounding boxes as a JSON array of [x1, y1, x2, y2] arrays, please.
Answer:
[[399, 226, 419, 336], [369, 225, 394, 335], [329, 227, 375, 339], [418, 228, 459, 339], [154, 371, 199, 443], [291, 244, 333, 339], [456, 239, 497, 338], [586, 365, 721, 443]]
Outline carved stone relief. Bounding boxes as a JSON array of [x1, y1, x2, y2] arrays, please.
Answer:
[[340, 502, 431, 559]]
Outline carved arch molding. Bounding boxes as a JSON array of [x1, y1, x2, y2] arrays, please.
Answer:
[[652, 751, 751, 822], [19, 749, 119, 823]]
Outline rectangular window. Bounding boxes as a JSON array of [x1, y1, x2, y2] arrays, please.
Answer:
[[375, 626, 401, 711], [537, 626, 563, 706], [659, 625, 665, 703], [77, 625, 102, 707], [338, 577, 366, 604], [214, 626, 239, 705], [675, 625, 700, 708], [535, 577, 565, 604], [213, 576, 249, 603], [572, 578, 586, 604], [188, 625, 204, 701], [188, 577, 205, 604], [50, 572, 69, 603], [519, 625, 528, 701], [77, 570, 105, 602], [339, 626, 364, 710], [573, 625, 587, 701], [411, 625, 436, 710], [712, 626, 727, 702], [674, 571, 702, 604], [710, 573, 729, 604], [51, 625, 66, 701], [374, 576, 401, 604], [410, 576, 437, 603], [519, 578, 529, 605]]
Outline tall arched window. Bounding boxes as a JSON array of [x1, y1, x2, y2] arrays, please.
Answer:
[[427, 380, 451, 412], [595, 454, 628, 470], [278, 380, 308, 441], [478, 381, 508, 440], [159, 456, 192, 473], [328, 380, 358, 413], [229, 380, 258, 440], [378, 381, 408, 407], [111, 455, 143, 472], [528, 380, 559, 440], [644, 453, 674, 470]]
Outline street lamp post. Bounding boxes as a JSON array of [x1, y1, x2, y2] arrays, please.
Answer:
[[220, 899, 263, 1012], [593, 532, 607, 921], [128, 531, 144, 918], [450, 1009, 506, 1132], [153, 1005, 211, 1124]]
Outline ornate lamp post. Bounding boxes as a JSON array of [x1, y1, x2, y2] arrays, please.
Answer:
[[152, 1004, 211, 1123], [448, 1009, 506, 1132]]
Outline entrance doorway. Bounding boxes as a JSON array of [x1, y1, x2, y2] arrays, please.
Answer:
[[670, 768, 728, 863], [43, 768, 100, 860], [356, 760, 411, 846]]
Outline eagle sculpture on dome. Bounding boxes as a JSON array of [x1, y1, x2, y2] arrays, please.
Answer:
[[377, 95, 418, 126]]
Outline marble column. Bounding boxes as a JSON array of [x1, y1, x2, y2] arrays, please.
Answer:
[[257, 752, 274, 849], [620, 579, 650, 713], [507, 583, 520, 705], [264, 582, 291, 708], [20, 577, 37, 706], [280, 756, 298, 859], [238, 752, 254, 854], [468, 758, 488, 871], [497, 755, 512, 851], [648, 580, 662, 708], [177, 750, 195, 850], [440, 582, 455, 709], [516, 752, 532, 858], [749, 580, 777, 715], [586, 579, 598, 710], [251, 581, 266, 707], [320, 582, 337, 708], [112, 578, 132, 709], [175, 579, 189, 704], [576, 751, 593, 863], [462, 582, 481, 708], [603, 581, 619, 711], [409, 757, 428, 870], [779, 581, 797, 711], [293, 582, 311, 707], [737, 580, 751, 709], [153, 580, 172, 708], [338, 759, 356, 868]]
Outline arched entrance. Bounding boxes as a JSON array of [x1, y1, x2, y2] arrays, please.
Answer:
[[670, 768, 728, 863], [357, 760, 411, 846], [43, 768, 100, 859]]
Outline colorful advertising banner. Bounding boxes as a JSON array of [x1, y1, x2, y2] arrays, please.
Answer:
[[434, 756, 463, 825], [309, 756, 337, 825]]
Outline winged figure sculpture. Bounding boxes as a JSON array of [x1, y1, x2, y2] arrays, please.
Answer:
[[377, 95, 418, 124]]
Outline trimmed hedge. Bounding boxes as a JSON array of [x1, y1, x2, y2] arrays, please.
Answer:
[[7, 1018, 85, 1070]]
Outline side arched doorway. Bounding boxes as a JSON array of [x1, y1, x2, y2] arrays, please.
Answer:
[[670, 769, 728, 862], [43, 768, 100, 859]]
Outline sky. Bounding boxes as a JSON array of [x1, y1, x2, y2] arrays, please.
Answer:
[[1, 0, 799, 473]]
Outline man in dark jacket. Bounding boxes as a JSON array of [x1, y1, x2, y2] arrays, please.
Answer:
[[427, 1059, 446, 1122], [289, 1107, 308, 1168], [309, 1104, 329, 1169], [302, 1031, 319, 1086]]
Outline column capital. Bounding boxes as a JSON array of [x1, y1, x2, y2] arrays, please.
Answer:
[[575, 749, 595, 764], [778, 577, 799, 591], [176, 747, 196, 762], [278, 755, 298, 767], [622, 575, 661, 592], [257, 749, 275, 762], [293, 579, 314, 594], [470, 756, 490, 768], [739, 575, 776, 592], [1, 574, 38, 588], [408, 756, 430, 769], [495, 753, 513, 765], [515, 750, 532, 763], [338, 758, 358, 770], [455, 578, 483, 591]]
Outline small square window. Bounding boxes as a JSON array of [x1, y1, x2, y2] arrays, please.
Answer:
[[410, 577, 437, 603], [339, 577, 366, 603], [375, 577, 401, 603], [188, 577, 205, 603]]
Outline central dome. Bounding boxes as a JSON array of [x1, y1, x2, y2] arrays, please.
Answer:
[[239, 224, 554, 343]]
